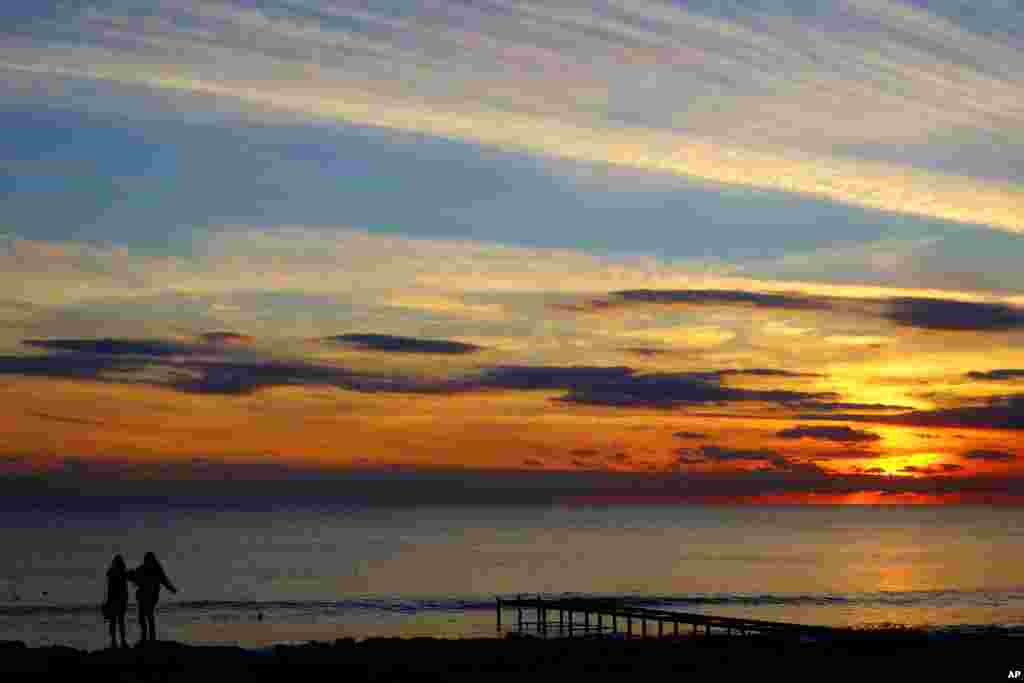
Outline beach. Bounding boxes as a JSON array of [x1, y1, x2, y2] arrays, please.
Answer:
[[2, 631, 1021, 682]]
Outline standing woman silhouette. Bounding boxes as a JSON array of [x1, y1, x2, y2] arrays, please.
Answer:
[[128, 552, 178, 645], [102, 554, 129, 648]]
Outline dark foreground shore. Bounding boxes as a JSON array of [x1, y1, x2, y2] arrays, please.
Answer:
[[2, 632, 1021, 681]]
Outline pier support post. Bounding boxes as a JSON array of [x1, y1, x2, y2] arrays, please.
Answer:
[[496, 598, 502, 632], [627, 616, 632, 638], [658, 620, 663, 638]]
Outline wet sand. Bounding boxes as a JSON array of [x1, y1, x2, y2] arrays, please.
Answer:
[[2, 631, 1021, 681]]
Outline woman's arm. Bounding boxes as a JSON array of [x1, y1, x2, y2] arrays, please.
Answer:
[[160, 569, 177, 594]]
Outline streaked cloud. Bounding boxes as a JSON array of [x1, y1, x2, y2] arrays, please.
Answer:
[[324, 334, 483, 355], [962, 449, 1017, 462], [3, 0, 1024, 232], [777, 425, 882, 444], [965, 369, 1024, 382]]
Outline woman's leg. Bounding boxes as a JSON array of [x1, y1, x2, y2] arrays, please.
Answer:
[[145, 609, 156, 642], [108, 615, 116, 648], [137, 603, 150, 644], [117, 612, 128, 647]]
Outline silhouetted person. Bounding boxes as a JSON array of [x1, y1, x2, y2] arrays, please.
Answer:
[[102, 554, 129, 648], [127, 552, 177, 645]]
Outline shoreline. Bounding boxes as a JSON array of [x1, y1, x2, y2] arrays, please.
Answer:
[[3, 630, 1022, 681]]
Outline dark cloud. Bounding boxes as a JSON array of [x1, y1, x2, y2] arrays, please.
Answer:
[[325, 333, 482, 354], [568, 290, 1024, 334], [620, 347, 673, 357], [761, 459, 830, 476], [1, 341, 430, 397], [808, 395, 1024, 431], [797, 401, 912, 413], [477, 366, 827, 408], [569, 449, 600, 458], [777, 425, 882, 443], [1, 347, 846, 411], [863, 467, 886, 474], [171, 360, 426, 396], [24, 338, 190, 356], [883, 298, 1024, 331], [488, 366, 839, 409], [966, 369, 1024, 381], [199, 331, 255, 345], [0, 352, 138, 380], [899, 463, 964, 475], [672, 431, 708, 439], [8, 458, 1024, 506], [683, 445, 782, 463], [716, 368, 822, 378], [25, 411, 105, 426], [613, 289, 833, 310], [962, 449, 1016, 462]]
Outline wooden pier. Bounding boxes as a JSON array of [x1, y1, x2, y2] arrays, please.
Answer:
[[496, 595, 848, 641]]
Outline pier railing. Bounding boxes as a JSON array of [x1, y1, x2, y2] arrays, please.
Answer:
[[496, 595, 848, 640]]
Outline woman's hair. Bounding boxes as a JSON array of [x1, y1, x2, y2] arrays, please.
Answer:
[[143, 552, 161, 570], [109, 554, 126, 573]]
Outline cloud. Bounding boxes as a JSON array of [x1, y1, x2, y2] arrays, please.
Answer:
[[555, 371, 834, 409], [24, 411, 105, 426], [962, 449, 1017, 462], [324, 333, 483, 355], [620, 347, 674, 357], [4, 344, 847, 411], [883, 298, 1024, 331], [797, 401, 913, 413], [672, 431, 708, 440], [900, 463, 964, 475], [805, 395, 1024, 431], [777, 425, 882, 443], [24, 338, 190, 356], [715, 369, 822, 378], [613, 289, 832, 311], [199, 331, 255, 345], [683, 445, 782, 463], [0, 353, 138, 380], [574, 290, 1024, 333], [3, 338, 432, 396], [966, 369, 1024, 381], [474, 365, 833, 410], [10, 0, 1024, 235]]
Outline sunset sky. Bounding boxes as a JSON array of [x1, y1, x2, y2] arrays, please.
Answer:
[[3, 0, 1024, 503]]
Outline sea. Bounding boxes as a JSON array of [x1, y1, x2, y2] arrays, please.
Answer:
[[3, 502, 1024, 650]]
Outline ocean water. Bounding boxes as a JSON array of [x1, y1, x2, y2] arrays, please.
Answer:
[[3, 503, 1024, 649]]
